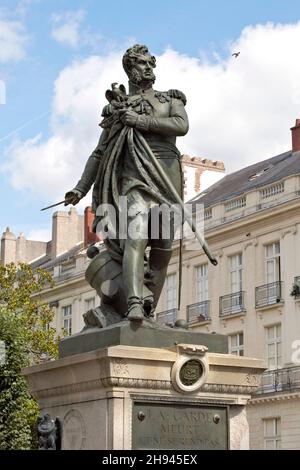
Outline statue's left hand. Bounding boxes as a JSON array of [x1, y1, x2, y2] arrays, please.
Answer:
[[119, 109, 138, 127]]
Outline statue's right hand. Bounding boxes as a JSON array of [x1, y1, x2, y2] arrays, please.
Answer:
[[64, 189, 82, 206]]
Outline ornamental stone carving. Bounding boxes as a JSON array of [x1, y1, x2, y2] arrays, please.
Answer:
[[171, 343, 209, 393]]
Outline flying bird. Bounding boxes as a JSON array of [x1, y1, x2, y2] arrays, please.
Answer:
[[232, 52, 240, 58]]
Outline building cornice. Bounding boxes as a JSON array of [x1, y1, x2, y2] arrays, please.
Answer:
[[32, 271, 89, 299], [249, 391, 300, 404], [209, 199, 300, 238], [177, 197, 300, 255]]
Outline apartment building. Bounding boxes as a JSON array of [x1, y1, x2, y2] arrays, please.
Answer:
[[155, 120, 300, 449]]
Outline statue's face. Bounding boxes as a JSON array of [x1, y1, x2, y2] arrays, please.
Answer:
[[131, 54, 156, 84]]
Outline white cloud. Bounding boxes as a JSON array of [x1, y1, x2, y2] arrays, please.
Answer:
[[0, 17, 29, 62], [3, 52, 125, 204], [201, 171, 225, 192], [15, 0, 40, 19], [3, 21, 300, 204], [0, 79, 6, 104], [27, 228, 51, 242], [51, 9, 97, 48]]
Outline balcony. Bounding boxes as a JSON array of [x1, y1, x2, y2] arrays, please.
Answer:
[[187, 301, 211, 325], [254, 366, 300, 395], [255, 281, 283, 308], [156, 308, 177, 326], [219, 291, 245, 317]]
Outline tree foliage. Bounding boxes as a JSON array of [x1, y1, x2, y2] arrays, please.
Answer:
[[0, 263, 59, 450]]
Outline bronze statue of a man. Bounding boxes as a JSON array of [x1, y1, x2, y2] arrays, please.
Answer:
[[65, 44, 189, 323]]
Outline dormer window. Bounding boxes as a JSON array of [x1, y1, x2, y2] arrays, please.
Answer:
[[249, 166, 271, 181]]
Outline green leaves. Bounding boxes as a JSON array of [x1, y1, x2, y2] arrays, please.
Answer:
[[0, 263, 58, 449]]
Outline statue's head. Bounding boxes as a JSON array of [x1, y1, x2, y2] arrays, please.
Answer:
[[122, 44, 156, 86]]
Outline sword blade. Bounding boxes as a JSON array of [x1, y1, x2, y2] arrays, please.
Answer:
[[40, 200, 66, 211]]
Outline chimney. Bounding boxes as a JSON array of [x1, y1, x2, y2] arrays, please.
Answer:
[[291, 119, 300, 152], [51, 207, 84, 258], [84, 206, 99, 247], [16, 232, 26, 263], [1, 227, 16, 265]]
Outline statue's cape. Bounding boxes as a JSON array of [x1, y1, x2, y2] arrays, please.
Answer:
[[92, 125, 180, 262]]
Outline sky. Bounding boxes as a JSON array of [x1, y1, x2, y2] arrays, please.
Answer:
[[1, 0, 300, 241]]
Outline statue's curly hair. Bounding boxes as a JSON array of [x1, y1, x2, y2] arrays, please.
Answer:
[[122, 44, 156, 76]]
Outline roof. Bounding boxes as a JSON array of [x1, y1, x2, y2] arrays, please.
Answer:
[[192, 149, 300, 208], [30, 243, 84, 270]]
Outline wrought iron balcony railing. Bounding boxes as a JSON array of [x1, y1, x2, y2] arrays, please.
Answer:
[[219, 291, 245, 317], [187, 301, 211, 324], [255, 281, 283, 308], [254, 366, 300, 395], [156, 308, 177, 326]]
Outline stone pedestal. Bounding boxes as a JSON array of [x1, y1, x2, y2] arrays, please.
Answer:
[[23, 325, 265, 450]]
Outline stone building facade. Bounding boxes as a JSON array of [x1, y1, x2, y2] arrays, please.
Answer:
[[155, 120, 300, 450]]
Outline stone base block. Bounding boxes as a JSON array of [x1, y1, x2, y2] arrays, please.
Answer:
[[23, 341, 266, 450], [59, 320, 228, 358]]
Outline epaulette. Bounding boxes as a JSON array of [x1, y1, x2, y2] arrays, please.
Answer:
[[167, 89, 187, 106]]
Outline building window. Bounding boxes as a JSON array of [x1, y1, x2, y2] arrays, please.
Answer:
[[62, 305, 72, 336], [263, 418, 281, 449], [265, 242, 280, 283], [266, 324, 282, 370], [85, 297, 95, 311], [229, 332, 244, 356], [196, 264, 208, 302], [165, 273, 177, 310], [230, 253, 243, 293]]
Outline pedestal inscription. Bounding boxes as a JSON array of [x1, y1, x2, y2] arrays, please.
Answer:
[[132, 402, 228, 450]]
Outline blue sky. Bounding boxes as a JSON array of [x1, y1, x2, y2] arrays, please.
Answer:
[[1, 0, 300, 240]]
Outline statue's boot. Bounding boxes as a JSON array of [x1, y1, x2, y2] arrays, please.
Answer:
[[145, 247, 173, 311], [123, 237, 148, 321], [127, 298, 144, 322]]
